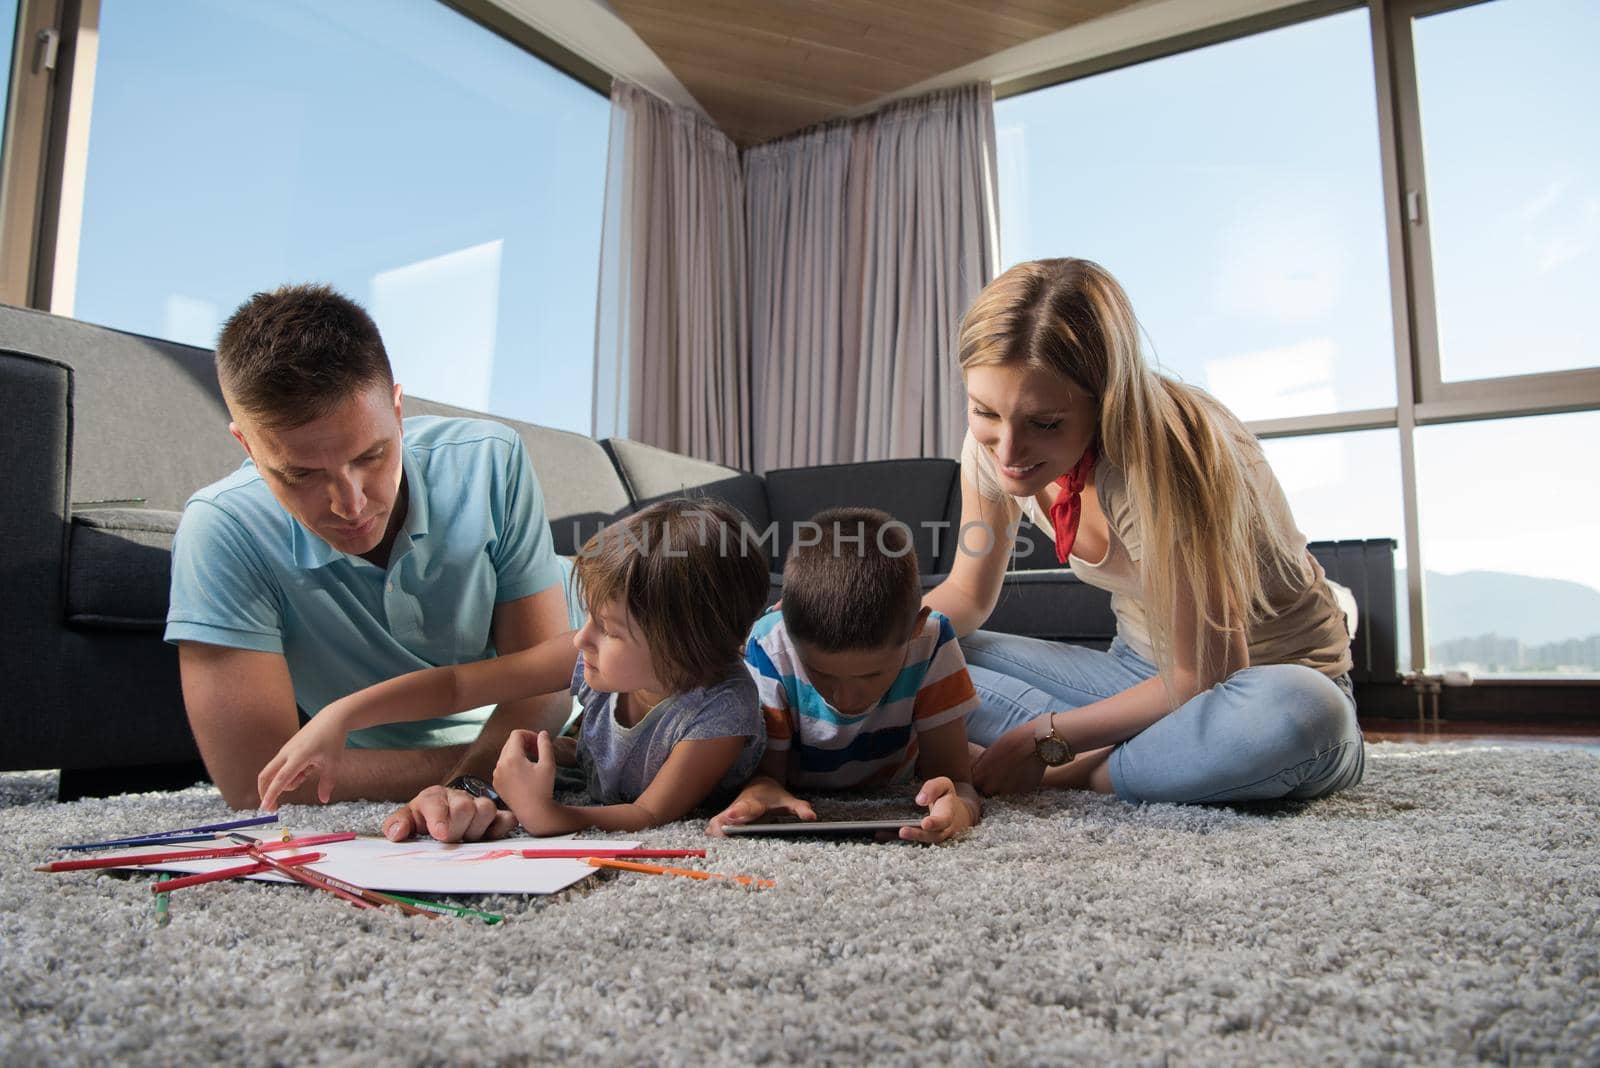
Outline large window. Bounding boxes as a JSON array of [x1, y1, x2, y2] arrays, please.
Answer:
[[996, 9, 1395, 423], [1411, 0, 1598, 383], [1416, 412, 1600, 674], [997, 0, 1600, 681], [73, 0, 609, 434]]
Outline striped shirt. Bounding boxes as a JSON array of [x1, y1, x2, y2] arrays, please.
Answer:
[[744, 609, 979, 790]]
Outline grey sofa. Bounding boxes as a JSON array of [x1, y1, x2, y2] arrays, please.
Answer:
[[0, 304, 1396, 798]]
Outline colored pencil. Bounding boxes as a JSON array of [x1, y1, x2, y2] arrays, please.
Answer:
[[225, 836, 434, 918], [518, 848, 707, 860], [58, 815, 280, 851], [585, 856, 774, 889], [154, 876, 173, 926], [384, 894, 505, 924], [231, 842, 376, 911], [150, 851, 324, 893], [34, 833, 356, 872]]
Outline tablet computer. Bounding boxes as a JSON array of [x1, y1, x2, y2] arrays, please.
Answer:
[[720, 814, 922, 838]]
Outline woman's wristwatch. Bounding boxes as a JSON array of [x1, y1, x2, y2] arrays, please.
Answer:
[[1034, 713, 1075, 767]]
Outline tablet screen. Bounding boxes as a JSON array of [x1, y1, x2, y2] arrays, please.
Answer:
[[720, 816, 921, 837]]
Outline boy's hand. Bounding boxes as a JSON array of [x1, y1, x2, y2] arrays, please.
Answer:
[[900, 776, 979, 844], [493, 729, 559, 827], [707, 778, 815, 836], [256, 713, 349, 811]]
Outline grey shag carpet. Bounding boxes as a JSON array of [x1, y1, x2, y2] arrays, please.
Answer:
[[2, 743, 1597, 1066]]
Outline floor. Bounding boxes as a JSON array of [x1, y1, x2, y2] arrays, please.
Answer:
[[1360, 717, 1600, 754]]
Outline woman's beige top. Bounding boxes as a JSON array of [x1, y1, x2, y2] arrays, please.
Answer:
[[960, 429, 1354, 677]]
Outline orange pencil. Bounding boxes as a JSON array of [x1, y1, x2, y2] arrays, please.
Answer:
[[585, 856, 773, 889]]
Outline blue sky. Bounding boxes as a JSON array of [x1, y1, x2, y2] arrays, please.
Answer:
[[73, 0, 609, 434]]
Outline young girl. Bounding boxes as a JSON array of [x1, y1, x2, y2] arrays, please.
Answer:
[[257, 499, 772, 835], [925, 258, 1365, 805]]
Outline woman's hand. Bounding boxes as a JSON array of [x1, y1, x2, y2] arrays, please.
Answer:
[[256, 711, 351, 810], [971, 718, 1048, 796], [707, 777, 815, 836], [900, 776, 981, 844]]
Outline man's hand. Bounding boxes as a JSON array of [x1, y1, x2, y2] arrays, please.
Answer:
[[382, 785, 515, 843], [971, 717, 1049, 796], [256, 713, 349, 812], [706, 777, 815, 836], [900, 776, 980, 844]]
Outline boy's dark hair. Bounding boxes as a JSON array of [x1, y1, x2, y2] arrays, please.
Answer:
[[573, 498, 770, 692], [215, 283, 394, 431], [781, 506, 921, 652]]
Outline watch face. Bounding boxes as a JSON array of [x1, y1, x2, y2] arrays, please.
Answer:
[[1035, 736, 1071, 767]]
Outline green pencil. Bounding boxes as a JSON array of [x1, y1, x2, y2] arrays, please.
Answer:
[[384, 893, 503, 925], [154, 876, 173, 927]]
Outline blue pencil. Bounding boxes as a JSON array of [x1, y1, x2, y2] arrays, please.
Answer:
[[56, 814, 280, 851]]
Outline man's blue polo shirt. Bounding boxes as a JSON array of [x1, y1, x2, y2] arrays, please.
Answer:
[[165, 415, 565, 749]]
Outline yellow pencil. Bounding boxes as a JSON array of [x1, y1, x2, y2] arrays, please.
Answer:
[[585, 856, 774, 889]]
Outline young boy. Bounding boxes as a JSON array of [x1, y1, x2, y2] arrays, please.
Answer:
[[710, 507, 982, 844]]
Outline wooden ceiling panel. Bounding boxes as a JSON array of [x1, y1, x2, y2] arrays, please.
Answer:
[[610, 0, 1145, 146]]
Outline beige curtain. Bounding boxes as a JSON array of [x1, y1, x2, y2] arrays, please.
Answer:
[[746, 85, 1000, 471], [593, 81, 751, 468]]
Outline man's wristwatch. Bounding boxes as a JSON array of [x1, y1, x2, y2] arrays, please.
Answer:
[[1034, 713, 1075, 767], [446, 774, 508, 811]]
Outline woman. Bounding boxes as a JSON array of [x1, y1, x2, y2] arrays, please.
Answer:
[[924, 258, 1364, 804]]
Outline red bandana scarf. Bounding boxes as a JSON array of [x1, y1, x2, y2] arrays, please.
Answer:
[[1048, 446, 1098, 564]]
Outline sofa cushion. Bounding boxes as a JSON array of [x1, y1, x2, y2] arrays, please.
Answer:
[[66, 508, 182, 630], [763, 459, 960, 578], [978, 569, 1118, 646], [601, 437, 772, 533], [405, 397, 631, 556]]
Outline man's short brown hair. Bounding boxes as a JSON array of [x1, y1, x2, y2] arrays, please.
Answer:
[[781, 506, 921, 652], [573, 498, 771, 693], [215, 283, 394, 430]]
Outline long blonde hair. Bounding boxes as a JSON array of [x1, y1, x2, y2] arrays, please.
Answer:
[[959, 258, 1306, 686]]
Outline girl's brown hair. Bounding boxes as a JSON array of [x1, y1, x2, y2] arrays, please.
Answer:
[[573, 498, 771, 692]]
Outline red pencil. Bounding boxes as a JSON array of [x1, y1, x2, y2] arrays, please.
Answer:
[[33, 832, 356, 873], [517, 848, 708, 860], [238, 844, 376, 910], [234, 841, 435, 918], [151, 851, 324, 893]]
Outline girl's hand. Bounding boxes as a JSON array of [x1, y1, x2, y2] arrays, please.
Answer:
[[707, 779, 815, 836], [900, 776, 978, 844], [493, 729, 558, 819], [257, 713, 350, 811], [971, 718, 1048, 796]]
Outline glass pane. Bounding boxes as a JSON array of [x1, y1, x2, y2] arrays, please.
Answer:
[[996, 10, 1396, 422], [76, 0, 609, 434], [0, 1, 16, 136], [1414, 0, 1600, 382], [1258, 430, 1409, 671], [1417, 411, 1600, 675]]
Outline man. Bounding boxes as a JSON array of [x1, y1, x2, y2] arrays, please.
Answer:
[[165, 284, 574, 842]]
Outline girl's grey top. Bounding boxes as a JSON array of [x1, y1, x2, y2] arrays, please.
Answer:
[[573, 658, 766, 806]]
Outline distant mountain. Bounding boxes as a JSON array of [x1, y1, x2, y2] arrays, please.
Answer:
[[1396, 569, 1600, 647]]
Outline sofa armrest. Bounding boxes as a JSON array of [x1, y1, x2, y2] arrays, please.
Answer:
[[0, 350, 73, 623], [0, 350, 75, 765]]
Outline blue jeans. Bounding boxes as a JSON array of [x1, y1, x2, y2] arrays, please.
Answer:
[[960, 631, 1365, 805]]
